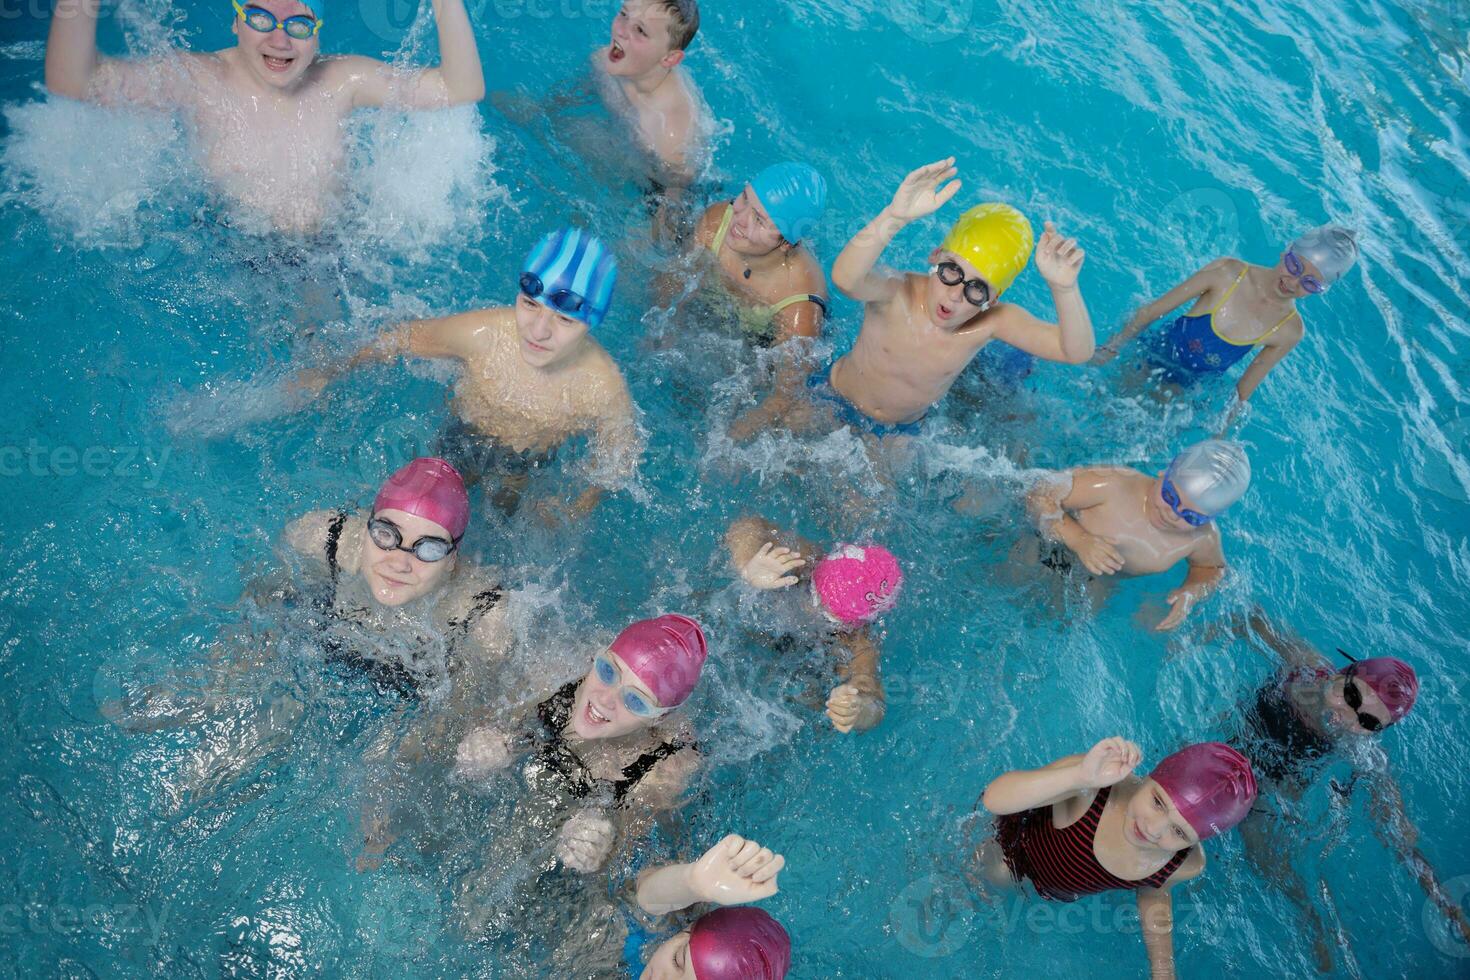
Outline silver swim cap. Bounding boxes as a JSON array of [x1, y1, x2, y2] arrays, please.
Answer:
[[1166, 440, 1251, 516], [1288, 225, 1359, 284]]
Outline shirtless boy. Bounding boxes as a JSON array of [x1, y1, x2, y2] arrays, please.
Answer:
[[818, 158, 1095, 436], [592, 0, 705, 186], [45, 0, 486, 234], [1025, 440, 1251, 631], [306, 227, 638, 520]]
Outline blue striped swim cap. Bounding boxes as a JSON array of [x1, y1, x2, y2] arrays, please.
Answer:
[[519, 228, 618, 329]]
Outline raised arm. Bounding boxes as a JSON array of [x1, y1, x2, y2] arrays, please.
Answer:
[[981, 737, 1141, 815], [636, 834, 784, 916], [989, 221, 1093, 364], [46, 0, 195, 108], [832, 158, 960, 303], [1155, 530, 1226, 632], [1094, 259, 1234, 363], [1368, 775, 1470, 946], [345, 0, 485, 109]]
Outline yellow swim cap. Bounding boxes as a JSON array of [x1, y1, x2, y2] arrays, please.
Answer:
[[940, 203, 1034, 298]]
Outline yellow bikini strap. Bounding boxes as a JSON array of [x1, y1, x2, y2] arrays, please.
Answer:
[[1207, 266, 1250, 315], [709, 204, 734, 256]]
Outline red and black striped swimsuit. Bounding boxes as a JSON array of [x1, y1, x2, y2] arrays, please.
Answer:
[[995, 785, 1191, 902]]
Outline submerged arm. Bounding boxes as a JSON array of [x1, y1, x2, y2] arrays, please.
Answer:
[[1097, 259, 1230, 359], [1155, 534, 1226, 632], [1233, 321, 1302, 402], [1369, 776, 1470, 944]]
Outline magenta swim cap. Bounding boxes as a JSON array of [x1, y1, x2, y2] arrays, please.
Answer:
[[609, 614, 708, 709], [373, 457, 470, 539], [1150, 742, 1257, 841], [811, 544, 903, 626], [689, 907, 791, 980], [1346, 657, 1419, 723]]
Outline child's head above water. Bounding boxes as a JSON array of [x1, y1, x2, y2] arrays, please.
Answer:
[[925, 203, 1033, 328], [230, 0, 324, 89], [1144, 742, 1257, 843], [516, 227, 617, 367], [606, 1, 700, 77], [1274, 224, 1359, 299]]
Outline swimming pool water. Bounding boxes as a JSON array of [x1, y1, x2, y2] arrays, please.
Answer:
[[2, 1, 1469, 977]]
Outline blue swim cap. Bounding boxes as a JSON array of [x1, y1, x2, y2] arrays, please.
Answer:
[[748, 162, 828, 243], [519, 228, 618, 329]]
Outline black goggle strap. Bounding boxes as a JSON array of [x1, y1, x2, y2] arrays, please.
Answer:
[[1335, 648, 1360, 664]]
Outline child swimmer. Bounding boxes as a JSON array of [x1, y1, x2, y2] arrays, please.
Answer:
[[1025, 439, 1251, 631], [725, 516, 903, 734], [976, 738, 1257, 979], [1095, 226, 1360, 403]]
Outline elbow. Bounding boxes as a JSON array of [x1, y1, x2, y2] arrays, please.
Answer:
[[1064, 340, 1096, 365], [459, 77, 486, 103], [979, 781, 1004, 815], [830, 265, 858, 298]]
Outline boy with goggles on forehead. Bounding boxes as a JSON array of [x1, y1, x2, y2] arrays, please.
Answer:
[[1025, 439, 1249, 631], [1219, 608, 1470, 970], [44, 0, 486, 234], [815, 158, 1095, 436], [1095, 225, 1359, 403], [299, 227, 638, 523]]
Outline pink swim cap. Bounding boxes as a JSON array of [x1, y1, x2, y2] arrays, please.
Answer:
[[689, 907, 791, 980], [810, 544, 903, 626], [1150, 742, 1257, 841], [373, 457, 470, 539], [609, 614, 708, 709], [1346, 657, 1419, 723]]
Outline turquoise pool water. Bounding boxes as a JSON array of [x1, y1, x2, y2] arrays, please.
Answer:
[[2, 0, 1469, 976]]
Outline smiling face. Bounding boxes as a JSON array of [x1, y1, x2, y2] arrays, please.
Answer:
[[231, 0, 320, 89], [1123, 779, 1201, 853], [1147, 472, 1208, 534], [1272, 250, 1325, 300], [1322, 673, 1391, 735], [924, 248, 990, 329], [359, 508, 456, 607], [726, 184, 786, 257], [606, 1, 684, 77], [639, 930, 696, 980], [514, 293, 590, 369], [570, 649, 665, 740]]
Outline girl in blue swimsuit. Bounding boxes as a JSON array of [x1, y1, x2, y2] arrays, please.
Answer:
[[1096, 225, 1358, 402]]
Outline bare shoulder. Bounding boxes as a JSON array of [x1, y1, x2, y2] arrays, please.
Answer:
[[792, 247, 828, 297], [575, 340, 631, 400], [693, 201, 725, 247], [1165, 845, 1207, 885], [317, 54, 385, 83]]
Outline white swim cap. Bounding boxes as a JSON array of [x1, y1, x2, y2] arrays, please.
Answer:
[[1167, 440, 1251, 516], [1289, 225, 1359, 284]]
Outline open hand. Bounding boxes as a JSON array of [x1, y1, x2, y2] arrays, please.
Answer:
[[556, 810, 616, 873], [1069, 529, 1124, 576], [688, 834, 785, 906], [887, 158, 962, 222], [1034, 221, 1086, 288], [1078, 736, 1141, 789], [1154, 588, 1197, 632], [741, 542, 806, 590]]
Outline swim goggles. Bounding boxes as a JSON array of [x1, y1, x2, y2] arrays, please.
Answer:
[[519, 272, 589, 320], [1342, 672, 1385, 732], [367, 515, 460, 563], [1160, 475, 1213, 527], [232, 1, 322, 41], [933, 261, 992, 309], [1283, 251, 1325, 294], [592, 653, 666, 718]]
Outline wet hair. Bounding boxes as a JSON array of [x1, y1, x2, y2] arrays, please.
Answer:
[[1289, 225, 1359, 284], [653, 0, 700, 51]]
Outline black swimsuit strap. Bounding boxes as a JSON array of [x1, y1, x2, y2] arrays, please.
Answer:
[[324, 509, 349, 589], [609, 737, 692, 805]]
